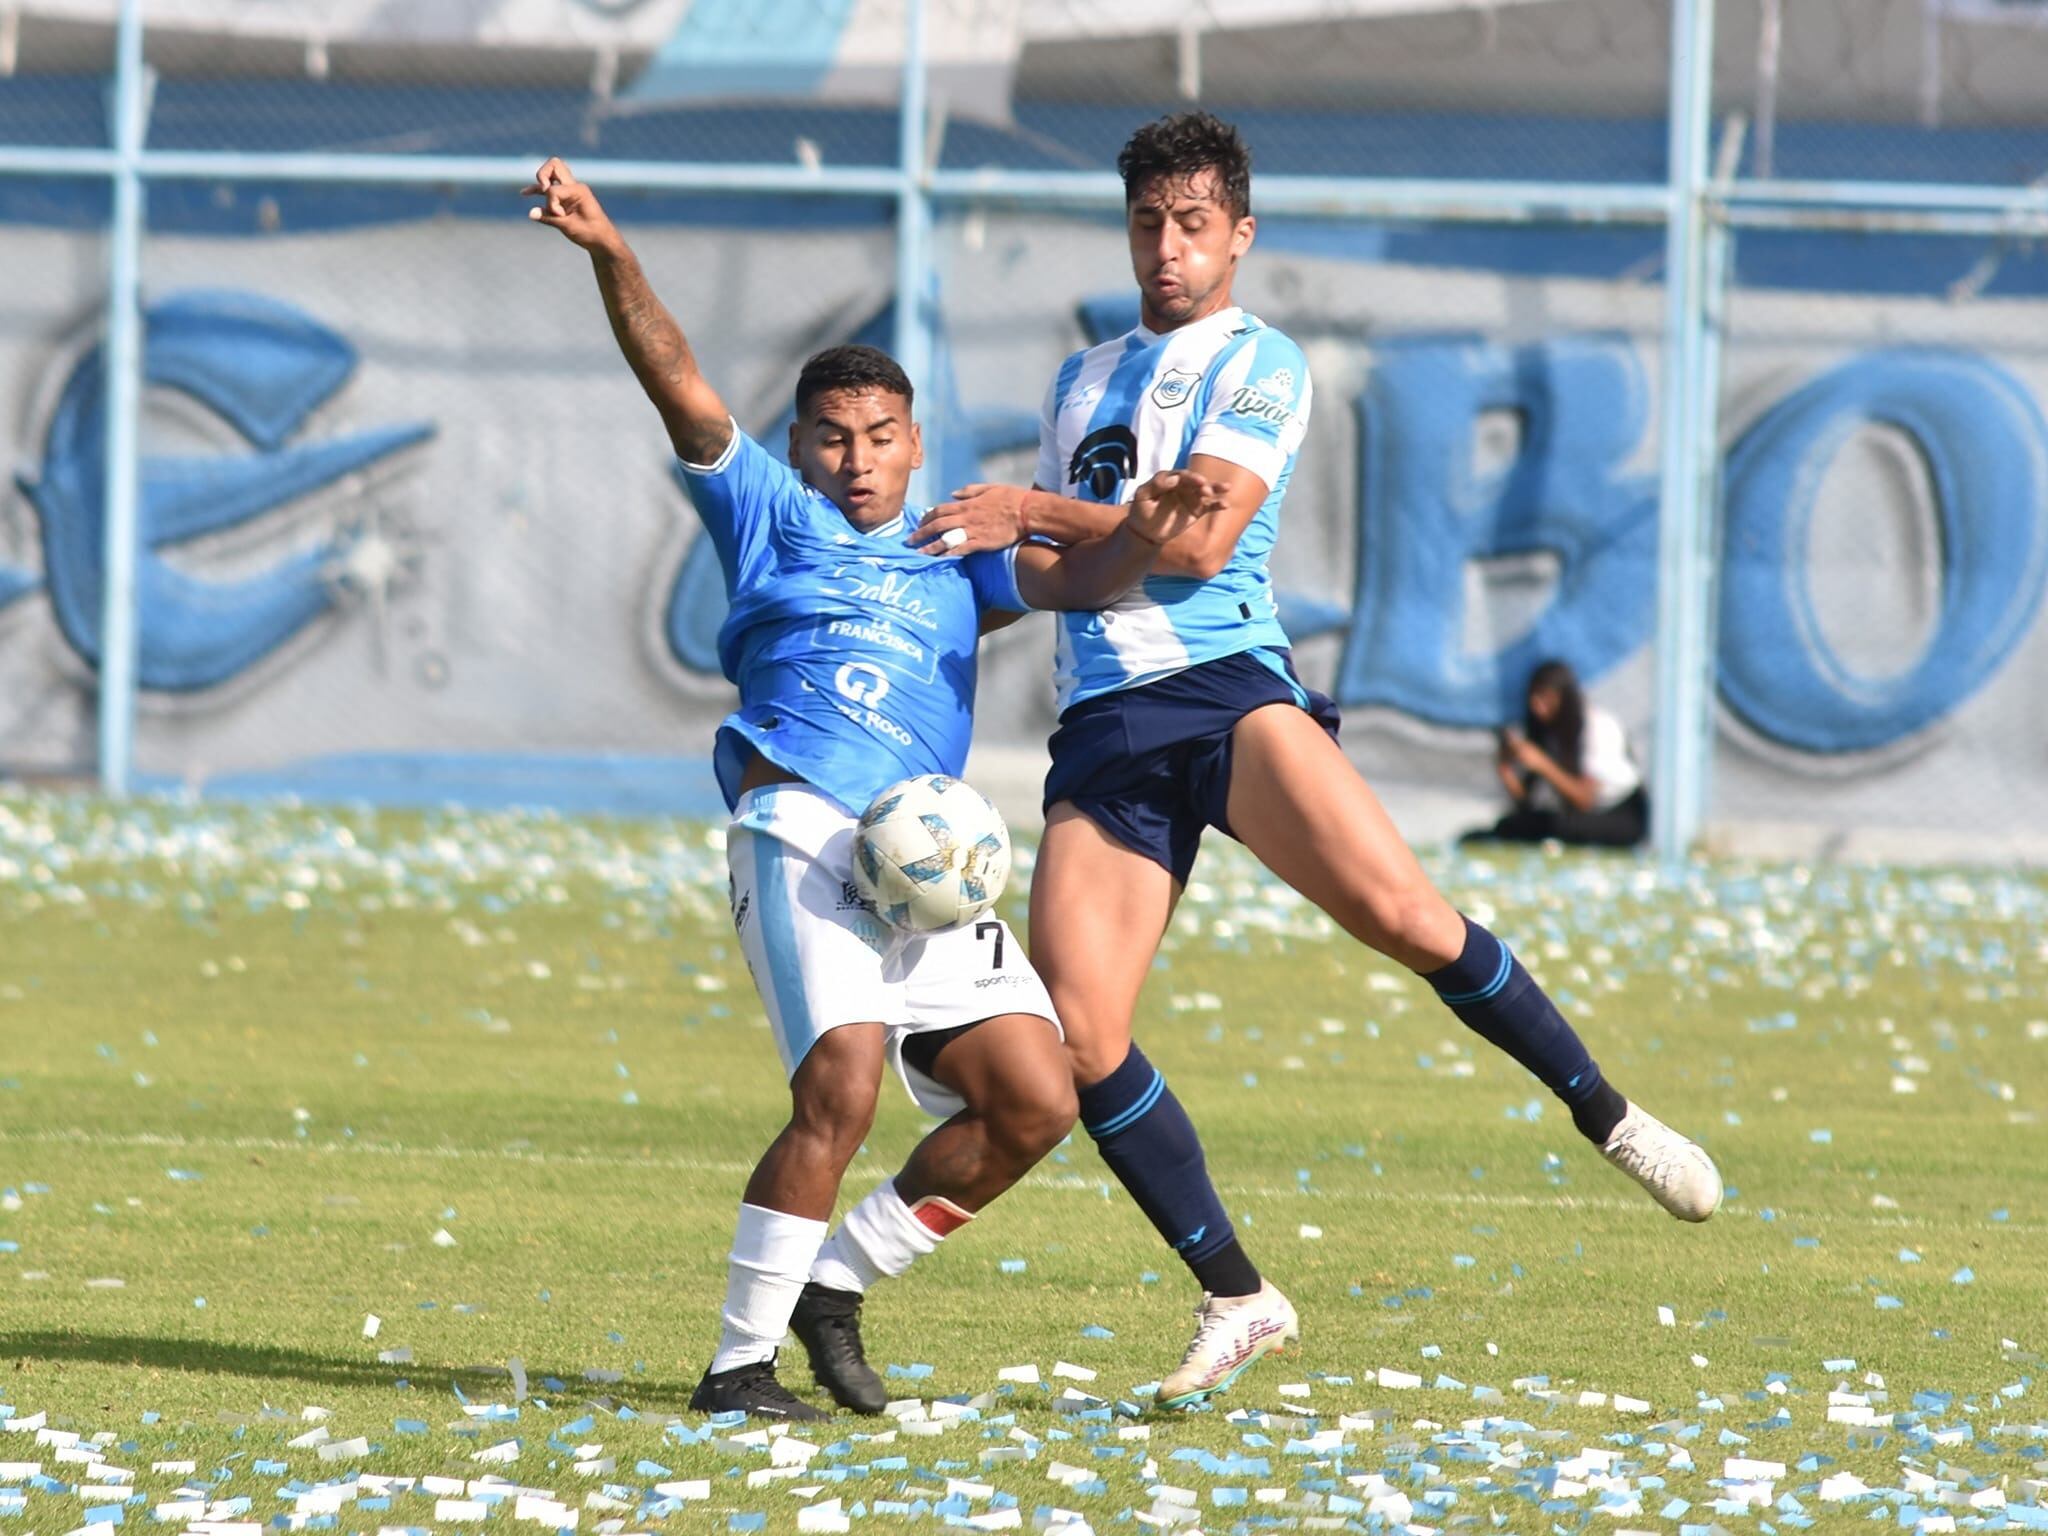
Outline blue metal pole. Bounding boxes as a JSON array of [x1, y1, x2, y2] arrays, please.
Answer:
[[98, 0, 148, 797], [112, 149, 906, 196], [1687, 205, 1734, 835], [926, 167, 1673, 222], [1650, 0, 1717, 866], [0, 147, 121, 176], [893, 0, 934, 508], [1728, 177, 2048, 215]]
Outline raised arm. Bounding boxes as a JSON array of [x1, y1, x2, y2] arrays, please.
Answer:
[[524, 157, 733, 465], [1011, 471, 1222, 612]]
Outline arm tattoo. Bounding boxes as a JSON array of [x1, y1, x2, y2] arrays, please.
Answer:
[[594, 249, 729, 462]]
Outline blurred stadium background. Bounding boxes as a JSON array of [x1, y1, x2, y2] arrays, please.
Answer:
[[4, 0, 2048, 863]]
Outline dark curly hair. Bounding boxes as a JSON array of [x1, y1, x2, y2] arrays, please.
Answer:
[[795, 344, 914, 418], [1525, 659, 1586, 776], [1117, 111, 1253, 222]]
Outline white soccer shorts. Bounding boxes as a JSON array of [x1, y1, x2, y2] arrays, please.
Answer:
[[724, 782, 1059, 1117]]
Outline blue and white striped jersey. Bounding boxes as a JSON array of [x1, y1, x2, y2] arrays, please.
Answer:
[[1035, 306, 1313, 712]]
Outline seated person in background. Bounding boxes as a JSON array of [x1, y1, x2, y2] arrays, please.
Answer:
[[1465, 660, 1649, 850]]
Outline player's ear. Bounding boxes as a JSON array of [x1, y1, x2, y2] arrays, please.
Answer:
[[1231, 214, 1256, 260], [908, 420, 925, 472]]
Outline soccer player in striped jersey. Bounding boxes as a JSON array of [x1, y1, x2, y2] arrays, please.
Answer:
[[914, 112, 1722, 1407], [529, 157, 1222, 1420]]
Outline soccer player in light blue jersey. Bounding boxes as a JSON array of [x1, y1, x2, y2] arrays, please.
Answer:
[[916, 113, 1723, 1406], [528, 157, 1220, 1420]]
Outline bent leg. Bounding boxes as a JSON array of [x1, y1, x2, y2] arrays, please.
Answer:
[[1224, 705, 1627, 1144], [798, 1012, 1073, 1414], [713, 1022, 885, 1378], [744, 1022, 886, 1219], [898, 1011, 1078, 1210], [811, 1012, 1075, 1298], [1030, 804, 1174, 1085], [1030, 803, 1261, 1299], [1223, 705, 1466, 968]]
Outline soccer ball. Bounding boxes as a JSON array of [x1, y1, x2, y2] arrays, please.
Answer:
[[852, 774, 1011, 933]]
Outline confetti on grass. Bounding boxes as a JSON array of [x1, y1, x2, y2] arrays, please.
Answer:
[[0, 798, 2042, 1535]]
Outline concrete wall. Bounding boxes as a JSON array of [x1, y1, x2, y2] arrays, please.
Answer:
[[5, 208, 2048, 856]]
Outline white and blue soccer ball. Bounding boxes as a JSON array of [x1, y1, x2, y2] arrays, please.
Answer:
[[852, 774, 1011, 933]]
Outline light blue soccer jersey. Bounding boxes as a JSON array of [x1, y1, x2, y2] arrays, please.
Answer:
[[1036, 306, 1313, 712], [682, 425, 1027, 815]]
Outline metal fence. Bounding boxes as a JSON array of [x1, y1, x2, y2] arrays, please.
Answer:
[[3, 0, 2048, 862]]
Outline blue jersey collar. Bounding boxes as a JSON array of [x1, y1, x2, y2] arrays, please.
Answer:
[[805, 481, 919, 542]]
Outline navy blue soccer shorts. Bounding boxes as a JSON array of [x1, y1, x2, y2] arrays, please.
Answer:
[[1041, 647, 1341, 887]]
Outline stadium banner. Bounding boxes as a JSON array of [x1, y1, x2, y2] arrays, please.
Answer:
[[13, 0, 1026, 116], [5, 1, 1584, 124], [15, 0, 1547, 51], [4, 204, 2048, 848]]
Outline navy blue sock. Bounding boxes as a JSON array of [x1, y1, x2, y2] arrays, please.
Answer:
[[1426, 916, 1627, 1144], [1078, 1044, 1261, 1297]]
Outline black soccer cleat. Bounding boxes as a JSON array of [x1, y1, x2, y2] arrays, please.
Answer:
[[790, 1282, 889, 1414], [687, 1356, 830, 1421]]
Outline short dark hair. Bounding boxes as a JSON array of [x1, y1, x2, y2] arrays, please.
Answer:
[[795, 344, 913, 418], [1117, 111, 1252, 222]]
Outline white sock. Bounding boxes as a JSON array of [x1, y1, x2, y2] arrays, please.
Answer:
[[809, 1180, 973, 1295], [709, 1202, 828, 1375]]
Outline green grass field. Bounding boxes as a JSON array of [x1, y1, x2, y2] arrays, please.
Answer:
[[0, 791, 2042, 1534]]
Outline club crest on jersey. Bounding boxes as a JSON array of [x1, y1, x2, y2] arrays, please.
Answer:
[[1069, 424, 1139, 501], [1151, 368, 1202, 410]]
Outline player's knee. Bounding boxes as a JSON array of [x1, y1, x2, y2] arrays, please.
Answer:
[[1343, 879, 1458, 967], [1046, 999, 1129, 1085], [990, 1072, 1078, 1165], [1060, 1025, 1129, 1089], [787, 1073, 878, 1160]]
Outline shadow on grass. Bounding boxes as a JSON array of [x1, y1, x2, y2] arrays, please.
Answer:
[[8, 1331, 706, 1409]]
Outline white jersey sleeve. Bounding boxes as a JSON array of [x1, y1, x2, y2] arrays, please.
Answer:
[[1033, 365, 1071, 493], [1189, 328, 1313, 490]]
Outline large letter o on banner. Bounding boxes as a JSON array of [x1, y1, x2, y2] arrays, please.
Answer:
[[1718, 349, 2048, 754]]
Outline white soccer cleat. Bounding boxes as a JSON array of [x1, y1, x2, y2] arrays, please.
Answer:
[[1601, 1102, 1723, 1221], [1157, 1280, 1299, 1408]]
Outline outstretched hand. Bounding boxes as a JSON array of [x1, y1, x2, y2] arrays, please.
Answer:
[[1127, 469, 1224, 547], [523, 157, 619, 252]]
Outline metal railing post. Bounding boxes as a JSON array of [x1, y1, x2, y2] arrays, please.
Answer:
[[1650, 0, 1718, 865], [892, 0, 934, 508], [98, 0, 149, 797]]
